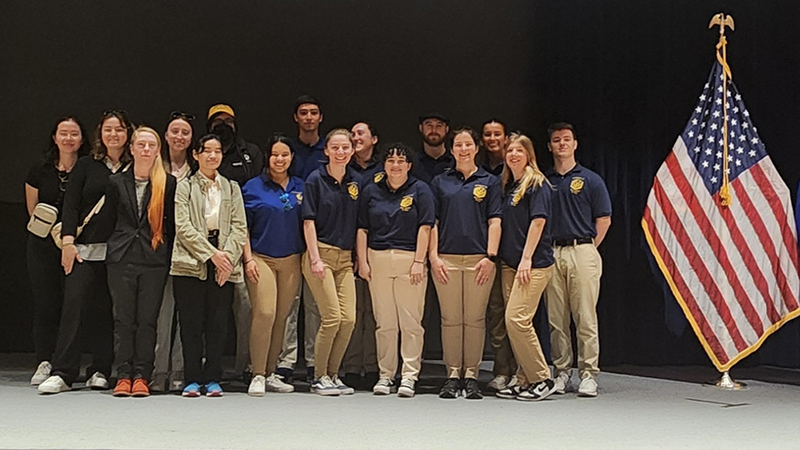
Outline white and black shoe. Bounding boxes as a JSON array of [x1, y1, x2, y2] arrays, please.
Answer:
[[397, 379, 416, 398], [517, 379, 556, 402], [373, 378, 392, 395], [311, 376, 340, 396], [496, 385, 524, 399], [439, 377, 461, 399]]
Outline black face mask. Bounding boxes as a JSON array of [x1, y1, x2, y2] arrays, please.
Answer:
[[211, 123, 235, 145]]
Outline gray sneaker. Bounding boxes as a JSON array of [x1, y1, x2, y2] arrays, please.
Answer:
[[553, 371, 571, 394], [265, 373, 295, 393], [30, 361, 52, 386], [331, 375, 355, 395], [86, 372, 109, 390], [373, 378, 392, 395], [397, 379, 415, 398], [311, 376, 340, 396]]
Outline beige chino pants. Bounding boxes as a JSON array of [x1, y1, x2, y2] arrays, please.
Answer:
[[432, 254, 495, 379], [246, 253, 302, 377], [545, 243, 602, 379], [501, 264, 553, 386], [302, 243, 356, 379], [367, 249, 427, 381]]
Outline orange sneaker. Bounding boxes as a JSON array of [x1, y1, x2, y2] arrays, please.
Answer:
[[113, 379, 132, 397], [131, 379, 150, 397]]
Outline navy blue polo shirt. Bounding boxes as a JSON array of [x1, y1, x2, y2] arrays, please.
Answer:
[[303, 166, 360, 250], [499, 181, 554, 269], [545, 164, 612, 241], [291, 137, 327, 181], [349, 157, 384, 188], [358, 176, 435, 252], [242, 174, 305, 258], [431, 167, 502, 255], [411, 148, 454, 184]]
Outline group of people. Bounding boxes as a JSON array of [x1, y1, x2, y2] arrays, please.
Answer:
[[25, 95, 611, 402]]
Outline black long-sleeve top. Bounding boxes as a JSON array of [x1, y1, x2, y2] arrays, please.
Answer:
[[61, 156, 118, 244]]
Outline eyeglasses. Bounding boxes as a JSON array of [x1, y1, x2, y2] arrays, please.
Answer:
[[279, 193, 293, 211], [171, 111, 196, 122]]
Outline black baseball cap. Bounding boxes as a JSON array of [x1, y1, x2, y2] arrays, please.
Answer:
[[418, 112, 450, 125]]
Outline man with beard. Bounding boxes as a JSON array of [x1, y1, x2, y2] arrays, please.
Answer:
[[206, 104, 265, 382], [411, 113, 453, 184]]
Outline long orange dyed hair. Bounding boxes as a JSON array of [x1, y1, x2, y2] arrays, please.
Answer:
[[131, 127, 167, 250]]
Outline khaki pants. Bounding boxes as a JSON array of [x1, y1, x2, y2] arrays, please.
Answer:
[[302, 243, 356, 379], [545, 243, 602, 379], [276, 281, 320, 371], [342, 278, 378, 375], [432, 254, 495, 379], [501, 264, 553, 386], [486, 262, 516, 377], [246, 253, 302, 377], [368, 249, 427, 381]]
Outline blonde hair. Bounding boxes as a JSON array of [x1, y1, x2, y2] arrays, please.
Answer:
[[325, 128, 355, 146], [131, 126, 167, 250], [501, 133, 547, 199]]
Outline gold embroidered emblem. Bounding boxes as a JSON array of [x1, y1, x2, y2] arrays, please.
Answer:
[[400, 195, 414, 212], [294, 191, 303, 204], [373, 172, 385, 183], [473, 184, 487, 202], [569, 177, 585, 194], [347, 182, 359, 200], [511, 187, 523, 206]]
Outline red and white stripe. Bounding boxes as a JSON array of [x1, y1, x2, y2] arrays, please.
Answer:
[[643, 136, 800, 370]]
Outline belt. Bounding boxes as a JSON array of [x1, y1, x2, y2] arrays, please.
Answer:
[[554, 237, 594, 247], [208, 229, 220, 239]]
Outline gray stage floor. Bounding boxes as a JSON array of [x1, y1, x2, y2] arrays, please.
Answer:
[[1, 362, 799, 449]]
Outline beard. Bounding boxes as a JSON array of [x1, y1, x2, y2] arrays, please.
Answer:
[[423, 133, 444, 146]]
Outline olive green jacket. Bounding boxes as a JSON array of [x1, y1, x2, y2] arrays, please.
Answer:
[[169, 172, 246, 282]]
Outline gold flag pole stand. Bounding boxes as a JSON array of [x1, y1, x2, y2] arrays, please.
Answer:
[[704, 13, 747, 391]]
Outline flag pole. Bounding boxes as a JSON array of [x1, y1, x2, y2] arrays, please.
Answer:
[[709, 13, 735, 206], [706, 13, 747, 391]]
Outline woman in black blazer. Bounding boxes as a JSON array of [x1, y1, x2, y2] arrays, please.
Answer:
[[105, 126, 176, 397]]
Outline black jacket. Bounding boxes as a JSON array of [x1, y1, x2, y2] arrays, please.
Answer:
[[61, 156, 118, 244], [105, 170, 177, 266]]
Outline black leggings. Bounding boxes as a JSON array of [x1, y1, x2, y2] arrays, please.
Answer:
[[26, 235, 64, 363]]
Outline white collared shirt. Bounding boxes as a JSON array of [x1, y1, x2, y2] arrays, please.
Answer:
[[198, 171, 221, 231]]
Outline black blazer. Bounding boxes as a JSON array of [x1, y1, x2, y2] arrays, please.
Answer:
[[106, 170, 177, 266]]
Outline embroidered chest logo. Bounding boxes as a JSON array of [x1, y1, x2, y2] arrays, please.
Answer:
[[373, 172, 385, 183], [293, 191, 303, 204], [510, 186, 523, 207], [569, 177, 585, 194], [347, 182, 359, 200], [400, 195, 414, 212], [473, 184, 488, 202]]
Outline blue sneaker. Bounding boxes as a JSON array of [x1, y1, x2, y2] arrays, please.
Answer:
[[182, 382, 201, 397], [205, 381, 223, 397]]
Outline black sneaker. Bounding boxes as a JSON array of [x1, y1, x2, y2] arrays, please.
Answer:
[[517, 379, 556, 402], [464, 378, 483, 400], [343, 372, 361, 391], [439, 377, 461, 399]]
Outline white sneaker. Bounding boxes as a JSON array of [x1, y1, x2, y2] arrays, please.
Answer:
[[578, 376, 598, 397], [265, 373, 295, 393], [30, 361, 52, 385], [248, 375, 266, 397], [487, 375, 510, 391], [86, 371, 109, 390], [311, 376, 340, 396], [331, 375, 355, 395], [397, 379, 416, 398], [553, 372, 571, 395], [38, 375, 70, 395], [373, 378, 392, 395]]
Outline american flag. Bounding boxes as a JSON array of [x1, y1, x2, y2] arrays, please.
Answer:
[[642, 61, 800, 371]]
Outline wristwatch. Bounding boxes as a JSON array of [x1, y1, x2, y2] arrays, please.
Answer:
[[486, 254, 497, 263]]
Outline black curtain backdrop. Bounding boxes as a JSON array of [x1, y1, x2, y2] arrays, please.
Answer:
[[2, 1, 799, 370]]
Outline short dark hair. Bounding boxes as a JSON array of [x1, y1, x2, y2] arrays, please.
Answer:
[[46, 116, 91, 164], [353, 121, 378, 139], [481, 118, 508, 135], [294, 95, 322, 115], [547, 122, 577, 140], [195, 134, 222, 153], [450, 125, 480, 146], [381, 142, 415, 163]]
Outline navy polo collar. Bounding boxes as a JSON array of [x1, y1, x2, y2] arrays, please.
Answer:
[[445, 166, 490, 182], [546, 163, 584, 178]]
